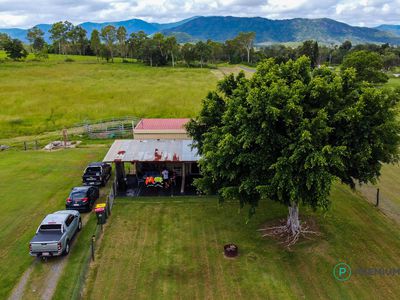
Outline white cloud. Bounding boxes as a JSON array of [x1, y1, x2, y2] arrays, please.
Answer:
[[0, 12, 28, 27], [0, 0, 399, 28]]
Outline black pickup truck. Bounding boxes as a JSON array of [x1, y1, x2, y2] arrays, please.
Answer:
[[82, 162, 112, 186]]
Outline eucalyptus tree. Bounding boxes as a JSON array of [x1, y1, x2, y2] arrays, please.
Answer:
[[128, 31, 147, 60], [117, 26, 127, 58], [165, 36, 178, 67], [181, 43, 196, 67], [236, 32, 256, 63], [194, 41, 212, 68], [100, 25, 117, 62], [90, 29, 101, 60], [187, 56, 400, 246], [49, 21, 72, 54], [27, 26, 45, 53]]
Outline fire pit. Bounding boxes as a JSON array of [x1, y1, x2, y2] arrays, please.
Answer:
[[224, 244, 238, 258]]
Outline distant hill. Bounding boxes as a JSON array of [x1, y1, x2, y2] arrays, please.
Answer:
[[79, 19, 158, 36], [0, 17, 197, 43], [375, 25, 400, 37], [1, 16, 400, 45], [162, 16, 400, 44]]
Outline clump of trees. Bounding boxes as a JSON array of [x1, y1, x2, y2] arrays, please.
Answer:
[[27, 26, 48, 59], [342, 50, 388, 83], [187, 56, 400, 246], [0, 35, 28, 60], [261, 40, 400, 72], [49, 21, 89, 55]]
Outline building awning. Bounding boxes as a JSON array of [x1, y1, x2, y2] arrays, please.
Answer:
[[103, 139, 200, 163]]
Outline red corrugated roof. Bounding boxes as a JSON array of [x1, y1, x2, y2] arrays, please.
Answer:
[[134, 118, 190, 131]]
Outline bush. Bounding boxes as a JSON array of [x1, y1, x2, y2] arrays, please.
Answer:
[[65, 57, 75, 62]]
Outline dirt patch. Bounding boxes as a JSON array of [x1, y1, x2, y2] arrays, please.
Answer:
[[212, 66, 255, 80]]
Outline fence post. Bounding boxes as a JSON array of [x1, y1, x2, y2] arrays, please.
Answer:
[[91, 235, 95, 261], [24, 141, 27, 151], [376, 188, 380, 207]]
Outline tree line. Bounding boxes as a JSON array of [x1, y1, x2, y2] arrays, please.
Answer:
[[261, 40, 400, 71], [1, 20, 400, 72], [0, 21, 257, 66]]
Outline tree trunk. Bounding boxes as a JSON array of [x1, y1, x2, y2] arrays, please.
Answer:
[[247, 48, 250, 64], [260, 201, 318, 247], [171, 52, 175, 67], [286, 202, 300, 236]]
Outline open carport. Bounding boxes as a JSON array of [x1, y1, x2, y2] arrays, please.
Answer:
[[103, 139, 200, 196]]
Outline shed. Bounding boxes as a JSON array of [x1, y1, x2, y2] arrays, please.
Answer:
[[133, 118, 190, 140], [103, 139, 200, 195]]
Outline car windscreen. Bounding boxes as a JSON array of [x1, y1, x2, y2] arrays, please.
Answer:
[[39, 224, 62, 231], [70, 191, 87, 199], [85, 166, 101, 175]]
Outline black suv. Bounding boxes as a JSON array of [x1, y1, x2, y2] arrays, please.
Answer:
[[66, 186, 99, 212], [82, 162, 112, 186]]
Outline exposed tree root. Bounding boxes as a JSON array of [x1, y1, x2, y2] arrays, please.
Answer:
[[259, 218, 320, 248]]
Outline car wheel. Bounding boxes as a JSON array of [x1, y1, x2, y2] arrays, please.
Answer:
[[78, 219, 82, 231], [64, 240, 70, 256]]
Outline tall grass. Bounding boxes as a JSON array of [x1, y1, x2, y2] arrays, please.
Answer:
[[0, 53, 217, 138]]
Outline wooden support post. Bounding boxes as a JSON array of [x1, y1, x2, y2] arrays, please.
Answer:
[[91, 235, 95, 261], [376, 188, 380, 207], [62, 128, 68, 148], [180, 163, 186, 194]]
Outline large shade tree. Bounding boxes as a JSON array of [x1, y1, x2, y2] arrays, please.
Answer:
[[187, 57, 400, 246], [342, 50, 388, 83]]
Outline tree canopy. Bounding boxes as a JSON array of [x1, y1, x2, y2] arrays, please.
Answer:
[[3, 39, 28, 60], [342, 50, 388, 83], [187, 56, 400, 243]]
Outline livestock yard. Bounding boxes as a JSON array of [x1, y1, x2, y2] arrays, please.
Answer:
[[1, 53, 400, 300]]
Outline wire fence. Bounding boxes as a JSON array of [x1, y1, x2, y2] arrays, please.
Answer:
[[70, 178, 117, 300], [78, 116, 140, 139], [358, 185, 400, 226]]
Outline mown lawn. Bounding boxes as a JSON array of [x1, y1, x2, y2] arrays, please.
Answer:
[[84, 186, 400, 299], [0, 147, 106, 299], [0, 53, 217, 139], [387, 77, 400, 88]]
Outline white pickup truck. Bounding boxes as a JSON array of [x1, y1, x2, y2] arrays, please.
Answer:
[[29, 210, 82, 257]]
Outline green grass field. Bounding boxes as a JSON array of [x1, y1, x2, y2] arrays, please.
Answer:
[[0, 52, 217, 139], [84, 187, 400, 300], [0, 147, 106, 299], [387, 77, 400, 88]]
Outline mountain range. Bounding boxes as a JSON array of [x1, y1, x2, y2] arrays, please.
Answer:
[[1, 16, 399, 45], [375, 25, 400, 37]]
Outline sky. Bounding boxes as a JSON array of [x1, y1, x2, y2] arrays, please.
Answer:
[[0, 0, 399, 28]]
